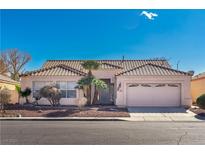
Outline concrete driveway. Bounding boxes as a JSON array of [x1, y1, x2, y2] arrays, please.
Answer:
[[128, 107, 202, 121]]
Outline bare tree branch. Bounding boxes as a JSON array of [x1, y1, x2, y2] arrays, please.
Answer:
[[1, 49, 31, 81], [0, 58, 9, 75]]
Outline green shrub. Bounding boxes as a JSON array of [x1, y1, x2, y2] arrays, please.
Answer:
[[21, 87, 32, 103], [196, 94, 205, 109]]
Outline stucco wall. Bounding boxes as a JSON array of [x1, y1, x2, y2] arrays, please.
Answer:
[[20, 76, 82, 105], [21, 72, 192, 107], [20, 70, 120, 106], [115, 75, 192, 107], [191, 78, 205, 102], [92, 69, 121, 83]]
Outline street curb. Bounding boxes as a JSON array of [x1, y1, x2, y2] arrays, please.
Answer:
[[0, 117, 129, 121], [1, 117, 204, 122]]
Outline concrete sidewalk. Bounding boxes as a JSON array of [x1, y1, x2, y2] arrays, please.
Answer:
[[0, 115, 204, 122], [128, 107, 204, 122], [0, 117, 129, 121], [1, 107, 204, 122]]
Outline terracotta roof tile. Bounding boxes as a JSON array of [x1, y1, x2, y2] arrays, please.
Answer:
[[21, 60, 189, 77], [192, 72, 205, 80], [43, 60, 171, 72], [116, 63, 190, 76], [21, 64, 87, 77]]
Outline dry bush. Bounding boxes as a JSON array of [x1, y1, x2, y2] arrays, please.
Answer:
[[0, 88, 11, 112], [76, 97, 87, 110]]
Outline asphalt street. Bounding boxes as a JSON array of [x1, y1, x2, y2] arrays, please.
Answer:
[[1, 120, 205, 145]]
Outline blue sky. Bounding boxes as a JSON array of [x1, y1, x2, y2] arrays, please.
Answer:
[[0, 9, 205, 74]]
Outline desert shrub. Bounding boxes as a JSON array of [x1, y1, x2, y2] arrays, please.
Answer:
[[196, 94, 205, 109], [76, 97, 87, 110], [21, 87, 32, 103], [40, 85, 61, 106], [0, 88, 11, 112]]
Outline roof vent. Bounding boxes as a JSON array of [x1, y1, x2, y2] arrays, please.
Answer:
[[120, 55, 125, 65]]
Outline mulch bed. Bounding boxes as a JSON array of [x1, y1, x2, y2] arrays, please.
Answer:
[[0, 105, 129, 117], [190, 107, 205, 117]]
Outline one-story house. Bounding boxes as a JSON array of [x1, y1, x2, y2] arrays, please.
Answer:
[[0, 74, 20, 104], [20, 60, 192, 107], [191, 72, 205, 102]]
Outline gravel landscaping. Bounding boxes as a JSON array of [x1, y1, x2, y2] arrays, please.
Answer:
[[0, 105, 129, 117]]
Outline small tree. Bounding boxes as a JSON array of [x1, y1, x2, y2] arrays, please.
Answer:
[[78, 60, 108, 105], [81, 60, 100, 104], [0, 88, 11, 112], [92, 79, 108, 104], [39, 85, 61, 106], [21, 88, 31, 104], [76, 76, 108, 105]]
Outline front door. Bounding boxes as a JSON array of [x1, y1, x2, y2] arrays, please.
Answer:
[[96, 79, 114, 105]]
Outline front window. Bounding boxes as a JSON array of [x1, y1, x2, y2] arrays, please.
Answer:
[[32, 81, 52, 97], [56, 81, 77, 98], [67, 82, 77, 98], [57, 82, 67, 98]]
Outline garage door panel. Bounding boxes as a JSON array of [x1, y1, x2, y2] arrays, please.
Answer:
[[126, 83, 181, 107]]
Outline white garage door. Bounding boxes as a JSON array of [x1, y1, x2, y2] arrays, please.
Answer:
[[126, 83, 181, 107]]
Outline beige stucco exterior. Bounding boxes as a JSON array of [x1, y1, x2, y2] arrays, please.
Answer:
[[20, 69, 120, 105], [21, 70, 192, 107], [20, 75, 82, 105], [191, 77, 205, 102]]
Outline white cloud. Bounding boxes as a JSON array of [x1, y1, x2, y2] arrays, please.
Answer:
[[140, 11, 158, 20]]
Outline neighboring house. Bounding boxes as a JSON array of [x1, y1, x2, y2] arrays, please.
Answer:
[[191, 72, 205, 102], [0, 74, 20, 104], [20, 60, 192, 107]]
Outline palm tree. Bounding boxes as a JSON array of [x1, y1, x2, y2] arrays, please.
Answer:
[[81, 60, 100, 76], [21, 88, 31, 104], [78, 60, 107, 105], [15, 86, 31, 104]]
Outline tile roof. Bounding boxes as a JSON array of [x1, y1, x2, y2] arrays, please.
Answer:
[[21, 64, 87, 77], [21, 59, 189, 77], [192, 72, 205, 80], [100, 62, 123, 69], [0, 74, 20, 84], [43, 60, 171, 72], [116, 63, 190, 76]]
